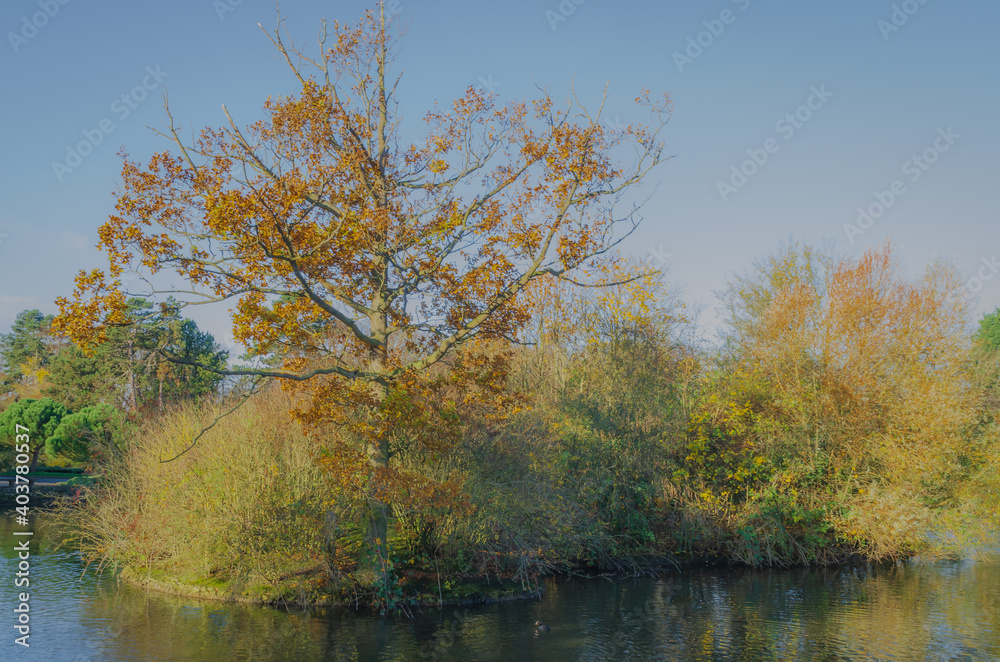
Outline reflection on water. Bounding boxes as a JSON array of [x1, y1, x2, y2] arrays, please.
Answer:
[[2, 514, 997, 661]]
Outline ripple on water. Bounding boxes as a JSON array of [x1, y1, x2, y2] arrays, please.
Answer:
[[2, 516, 999, 661]]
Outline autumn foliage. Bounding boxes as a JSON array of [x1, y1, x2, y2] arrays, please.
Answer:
[[678, 242, 994, 562], [52, 4, 671, 578]]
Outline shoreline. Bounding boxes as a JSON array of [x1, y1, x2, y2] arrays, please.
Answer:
[[113, 552, 894, 611], [0, 482, 77, 505], [118, 565, 546, 609]]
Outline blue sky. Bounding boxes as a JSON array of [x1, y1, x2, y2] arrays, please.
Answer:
[[1, 0, 997, 348]]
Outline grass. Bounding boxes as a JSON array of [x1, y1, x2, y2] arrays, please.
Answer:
[[53, 387, 346, 601]]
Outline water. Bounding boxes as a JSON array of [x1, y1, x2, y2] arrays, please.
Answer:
[[2, 514, 998, 661]]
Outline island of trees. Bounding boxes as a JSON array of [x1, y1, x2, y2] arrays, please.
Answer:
[[2, 4, 998, 612]]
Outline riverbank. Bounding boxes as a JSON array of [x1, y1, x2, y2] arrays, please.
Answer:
[[113, 550, 890, 610], [0, 482, 77, 504], [119, 564, 544, 609]]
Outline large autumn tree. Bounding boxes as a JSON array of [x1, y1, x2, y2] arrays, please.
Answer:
[[54, 4, 671, 565]]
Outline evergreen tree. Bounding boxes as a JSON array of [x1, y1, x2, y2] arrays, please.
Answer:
[[975, 307, 1000, 351], [0, 309, 59, 398], [44, 298, 228, 412], [48, 403, 131, 464], [0, 398, 70, 471]]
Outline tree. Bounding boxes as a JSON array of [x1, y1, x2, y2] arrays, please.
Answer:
[[0, 398, 70, 471], [975, 307, 1000, 351], [54, 5, 671, 570], [46, 299, 227, 412], [718, 242, 971, 470], [0, 309, 60, 399], [151, 317, 228, 409], [0, 310, 55, 378], [970, 307, 1000, 406], [47, 403, 130, 464], [521, 269, 691, 543], [696, 242, 978, 560], [44, 344, 119, 411]]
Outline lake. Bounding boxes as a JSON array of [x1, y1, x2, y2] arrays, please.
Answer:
[[2, 513, 998, 661]]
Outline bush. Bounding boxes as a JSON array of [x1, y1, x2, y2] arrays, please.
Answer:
[[56, 387, 333, 596]]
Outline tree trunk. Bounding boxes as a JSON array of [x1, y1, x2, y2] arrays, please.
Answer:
[[323, 508, 340, 579], [366, 501, 390, 560], [363, 430, 392, 575], [29, 445, 41, 473], [127, 338, 137, 412]]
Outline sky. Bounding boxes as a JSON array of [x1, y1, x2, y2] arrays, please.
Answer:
[[1, 0, 997, 350]]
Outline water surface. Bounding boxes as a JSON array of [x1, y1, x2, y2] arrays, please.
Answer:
[[2, 514, 997, 661]]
